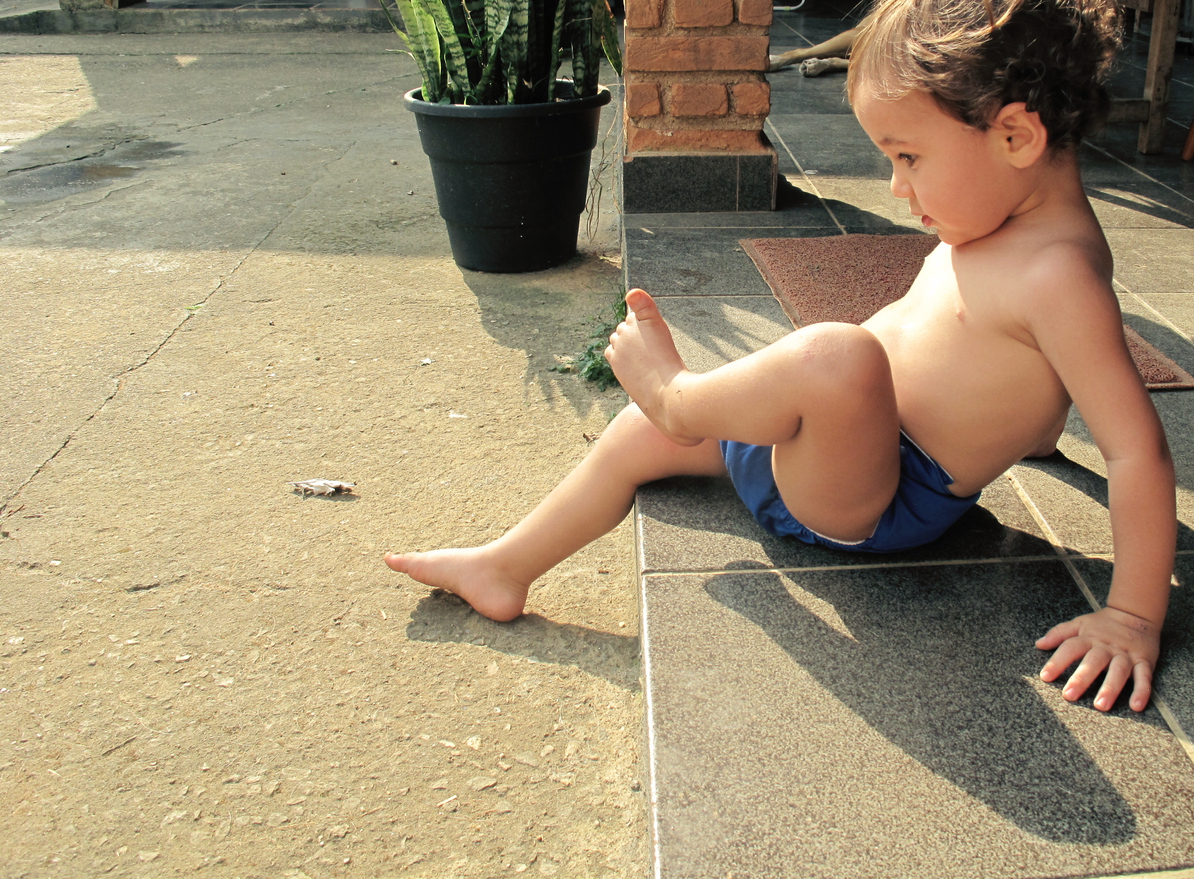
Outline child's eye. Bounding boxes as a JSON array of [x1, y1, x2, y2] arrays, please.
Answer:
[[898, 153, 917, 166]]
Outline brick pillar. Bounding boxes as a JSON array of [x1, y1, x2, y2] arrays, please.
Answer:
[[622, 0, 777, 211]]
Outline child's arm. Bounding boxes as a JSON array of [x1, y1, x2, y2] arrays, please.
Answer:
[[1026, 250, 1175, 712]]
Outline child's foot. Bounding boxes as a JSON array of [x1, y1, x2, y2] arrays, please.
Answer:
[[605, 289, 702, 446], [384, 548, 530, 622]]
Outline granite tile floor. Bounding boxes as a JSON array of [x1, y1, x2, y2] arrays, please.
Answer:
[[624, 5, 1194, 878]]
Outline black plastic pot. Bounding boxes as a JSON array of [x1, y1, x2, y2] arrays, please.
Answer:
[[404, 85, 612, 273]]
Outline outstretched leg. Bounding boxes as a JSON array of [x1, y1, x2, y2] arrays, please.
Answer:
[[607, 289, 901, 542], [385, 405, 726, 621], [768, 24, 862, 72]]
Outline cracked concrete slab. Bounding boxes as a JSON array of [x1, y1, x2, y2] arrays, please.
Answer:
[[0, 36, 425, 503], [0, 32, 640, 878]]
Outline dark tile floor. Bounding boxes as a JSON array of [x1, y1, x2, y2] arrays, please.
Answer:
[[625, 5, 1194, 877]]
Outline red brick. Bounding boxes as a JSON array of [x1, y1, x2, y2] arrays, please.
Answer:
[[626, 81, 663, 117], [731, 81, 770, 115], [673, 0, 733, 28], [625, 0, 663, 29], [671, 83, 729, 116], [736, 0, 772, 25], [625, 36, 770, 71], [626, 126, 770, 153]]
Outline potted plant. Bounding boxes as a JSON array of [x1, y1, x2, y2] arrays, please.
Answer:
[[382, 0, 623, 272]]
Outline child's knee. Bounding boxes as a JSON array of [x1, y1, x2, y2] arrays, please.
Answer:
[[791, 323, 892, 396]]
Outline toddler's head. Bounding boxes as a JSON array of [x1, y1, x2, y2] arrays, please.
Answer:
[[847, 0, 1122, 151]]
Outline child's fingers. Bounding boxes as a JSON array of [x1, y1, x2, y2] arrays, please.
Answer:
[[1060, 646, 1112, 702], [1038, 635, 1088, 682], [1128, 661, 1154, 712], [1092, 653, 1135, 711], [1035, 618, 1080, 652]]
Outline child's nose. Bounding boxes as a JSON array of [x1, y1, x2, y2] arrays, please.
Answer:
[[889, 170, 911, 200]]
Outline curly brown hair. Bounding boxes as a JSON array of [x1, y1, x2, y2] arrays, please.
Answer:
[[847, 0, 1123, 150]]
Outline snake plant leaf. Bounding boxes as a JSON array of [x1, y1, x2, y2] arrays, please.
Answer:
[[546, 0, 566, 100], [388, 0, 614, 104], [471, 0, 512, 103], [379, 0, 444, 103], [422, 0, 473, 102], [524, 0, 553, 101], [564, 0, 596, 96], [498, 0, 529, 103], [594, 0, 622, 75]]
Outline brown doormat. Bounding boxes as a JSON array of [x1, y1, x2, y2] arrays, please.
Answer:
[[741, 233, 1194, 391]]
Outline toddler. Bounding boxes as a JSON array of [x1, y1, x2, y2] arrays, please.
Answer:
[[388, 0, 1175, 714]]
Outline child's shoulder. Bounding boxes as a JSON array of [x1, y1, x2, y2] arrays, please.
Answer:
[[986, 215, 1124, 359], [981, 202, 1114, 311]]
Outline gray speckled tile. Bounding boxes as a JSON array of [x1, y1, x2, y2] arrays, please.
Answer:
[[1086, 180, 1194, 230], [1071, 555, 1194, 737], [1083, 125, 1194, 193], [767, 114, 887, 178], [653, 294, 794, 373], [1154, 391, 1194, 538], [769, 13, 866, 50], [624, 228, 777, 297], [638, 470, 1056, 573], [622, 178, 834, 230], [1106, 228, 1194, 298], [622, 152, 777, 213], [1010, 451, 1116, 556], [804, 176, 926, 233], [642, 564, 1194, 879], [1013, 404, 1194, 554], [1120, 297, 1194, 377], [766, 74, 853, 117]]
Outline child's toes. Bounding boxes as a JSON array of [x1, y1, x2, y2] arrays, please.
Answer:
[[625, 288, 658, 318]]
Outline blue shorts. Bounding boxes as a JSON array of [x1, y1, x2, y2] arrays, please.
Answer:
[[719, 433, 980, 553]]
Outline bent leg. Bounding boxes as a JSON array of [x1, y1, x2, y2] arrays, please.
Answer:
[[680, 320, 900, 540], [385, 405, 726, 621], [607, 291, 900, 542], [769, 325, 901, 541]]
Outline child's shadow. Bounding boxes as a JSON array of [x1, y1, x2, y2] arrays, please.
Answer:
[[702, 562, 1146, 844], [406, 589, 641, 692]]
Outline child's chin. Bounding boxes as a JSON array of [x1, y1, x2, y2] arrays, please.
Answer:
[[933, 228, 969, 246]]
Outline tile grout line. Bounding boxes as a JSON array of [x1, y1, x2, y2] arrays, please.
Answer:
[[1153, 698, 1194, 764], [1006, 470, 1194, 766], [643, 553, 1076, 577], [1115, 276, 1194, 349], [633, 503, 664, 879], [765, 117, 848, 235], [1006, 472, 1104, 606], [641, 547, 1194, 578], [1084, 139, 1194, 210]]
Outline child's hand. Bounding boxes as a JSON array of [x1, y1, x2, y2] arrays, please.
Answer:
[[1036, 606, 1160, 712]]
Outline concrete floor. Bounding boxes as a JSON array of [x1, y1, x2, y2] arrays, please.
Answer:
[[624, 6, 1194, 879]]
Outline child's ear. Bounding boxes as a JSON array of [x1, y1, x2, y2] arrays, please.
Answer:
[[991, 102, 1048, 168]]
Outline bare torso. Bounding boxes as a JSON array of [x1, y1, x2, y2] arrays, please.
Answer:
[[862, 217, 1113, 496]]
